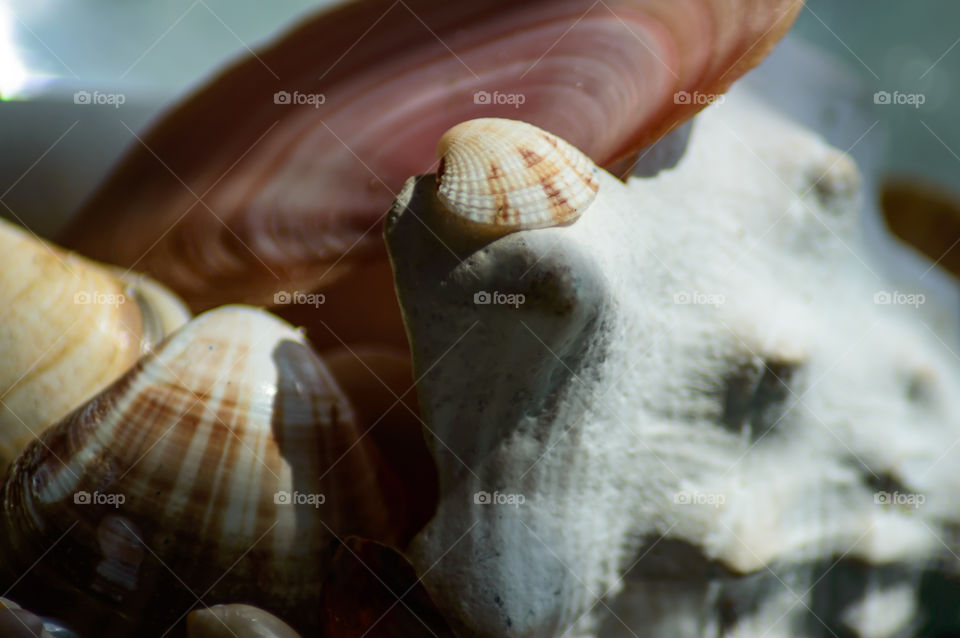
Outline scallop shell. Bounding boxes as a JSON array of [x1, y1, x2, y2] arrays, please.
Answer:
[[0, 306, 393, 637], [0, 218, 190, 471], [187, 604, 302, 638], [436, 118, 599, 231], [61, 0, 802, 310]]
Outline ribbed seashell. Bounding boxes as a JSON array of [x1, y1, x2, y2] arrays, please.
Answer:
[[436, 118, 599, 232], [61, 0, 803, 312], [0, 306, 393, 637], [0, 218, 190, 471], [187, 604, 302, 638]]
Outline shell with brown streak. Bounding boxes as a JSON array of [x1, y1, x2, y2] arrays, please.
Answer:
[[0, 218, 190, 470], [61, 0, 804, 311], [0, 306, 394, 637], [436, 118, 600, 232]]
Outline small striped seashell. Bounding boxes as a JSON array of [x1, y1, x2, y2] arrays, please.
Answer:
[[187, 604, 302, 638], [62, 0, 802, 311], [0, 218, 190, 471], [0, 306, 393, 637], [435, 118, 599, 232]]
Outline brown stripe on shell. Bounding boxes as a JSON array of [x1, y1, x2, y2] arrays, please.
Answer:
[[124, 335, 232, 494], [180, 339, 249, 545], [198, 385, 237, 541], [518, 147, 544, 169], [495, 204, 514, 225], [581, 167, 600, 193], [435, 118, 600, 231], [542, 179, 571, 217], [486, 161, 512, 225], [0, 307, 393, 636], [540, 133, 560, 149]]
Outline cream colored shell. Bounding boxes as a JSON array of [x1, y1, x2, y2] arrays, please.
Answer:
[[435, 118, 599, 230], [0, 218, 189, 470], [0, 305, 389, 635]]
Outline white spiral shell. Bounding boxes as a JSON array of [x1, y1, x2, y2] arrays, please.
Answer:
[[435, 118, 600, 231]]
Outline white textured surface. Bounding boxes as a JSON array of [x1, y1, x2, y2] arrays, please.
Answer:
[[386, 92, 960, 637]]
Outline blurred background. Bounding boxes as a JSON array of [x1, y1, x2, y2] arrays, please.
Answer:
[[794, 0, 959, 191], [1, 0, 958, 238]]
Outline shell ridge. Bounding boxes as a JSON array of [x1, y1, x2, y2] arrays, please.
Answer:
[[435, 118, 599, 231]]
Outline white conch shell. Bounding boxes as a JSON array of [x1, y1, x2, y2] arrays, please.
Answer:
[[436, 118, 599, 232], [0, 306, 392, 637], [386, 94, 960, 637], [0, 218, 190, 469], [187, 604, 302, 638]]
